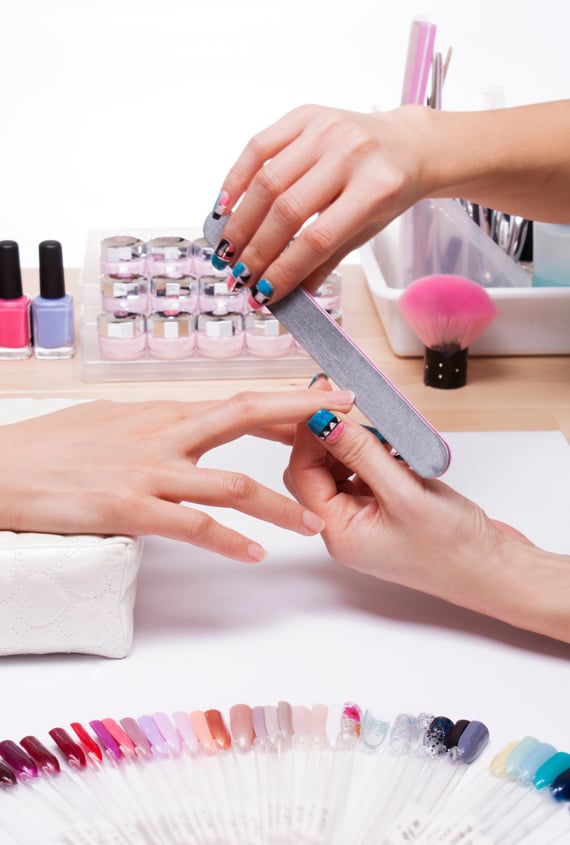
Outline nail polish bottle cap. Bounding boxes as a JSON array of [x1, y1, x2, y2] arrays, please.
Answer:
[[38, 240, 66, 299], [0, 240, 23, 299]]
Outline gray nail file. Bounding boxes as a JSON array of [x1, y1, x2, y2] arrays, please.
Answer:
[[203, 213, 451, 478]]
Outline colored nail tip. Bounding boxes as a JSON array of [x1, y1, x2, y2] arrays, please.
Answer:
[[138, 715, 170, 756], [292, 705, 312, 737], [100, 719, 136, 755], [550, 767, 570, 801], [504, 735, 541, 778], [0, 740, 38, 778], [211, 253, 230, 271], [70, 722, 104, 762], [308, 372, 329, 389], [0, 761, 17, 787], [19, 736, 61, 774], [277, 701, 293, 739], [361, 710, 390, 750], [152, 712, 182, 755], [190, 711, 216, 753], [48, 728, 87, 768], [89, 720, 122, 762], [490, 740, 520, 778], [119, 717, 152, 756], [172, 712, 200, 754], [229, 704, 255, 751], [423, 716, 455, 757], [518, 743, 558, 784], [264, 706, 280, 741], [361, 424, 388, 444], [389, 713, 417, 754], [307, 409, 343, 441], [534, 751, 570, 789], [443, 719, 470, 751], [452, 721, 489, 764], [205, 709, 232, 751], [311, 703, 329, 739], [340, 701, 362, 739]]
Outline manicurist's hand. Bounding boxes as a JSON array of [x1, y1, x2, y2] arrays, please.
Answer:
[[0, 388, 354, 563], [209, 104, 427, 306], [284, 395, 570, 643], [209, 100, 570, 307]]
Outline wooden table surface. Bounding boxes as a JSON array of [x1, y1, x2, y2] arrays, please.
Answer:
[[2, 266, 569, 440]]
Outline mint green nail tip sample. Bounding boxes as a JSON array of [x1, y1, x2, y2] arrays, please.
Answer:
[[505, 736, 540, 778], [533, 751, 570, 789]]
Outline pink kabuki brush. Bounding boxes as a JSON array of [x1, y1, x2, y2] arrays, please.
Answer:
[[399, 274, 498, 388]]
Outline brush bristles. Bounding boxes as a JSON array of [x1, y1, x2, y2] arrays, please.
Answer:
[[399, 274, 498, 350]]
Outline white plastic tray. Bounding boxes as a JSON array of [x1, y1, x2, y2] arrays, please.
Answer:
[[360, 214, 570, 357]]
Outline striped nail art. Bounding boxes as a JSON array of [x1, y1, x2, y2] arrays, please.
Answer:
[[212, 191, 230, 220], [247, 278, 274, 309], [231, 261, 252, 289], [307, 409, 345, 443]]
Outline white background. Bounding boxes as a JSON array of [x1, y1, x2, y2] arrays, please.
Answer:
[[1, 0, 569, 268]]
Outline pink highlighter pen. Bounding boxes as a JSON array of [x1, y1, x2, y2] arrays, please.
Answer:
[[0, 240, 32, 359]]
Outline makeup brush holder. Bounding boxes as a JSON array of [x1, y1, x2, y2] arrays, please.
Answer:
[[361, 198, 570, 356]]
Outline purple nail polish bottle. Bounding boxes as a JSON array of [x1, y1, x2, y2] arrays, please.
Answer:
[[31, 240, 75, 359]]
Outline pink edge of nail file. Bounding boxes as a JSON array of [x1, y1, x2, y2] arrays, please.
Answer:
[[203, 213, 451, 478]]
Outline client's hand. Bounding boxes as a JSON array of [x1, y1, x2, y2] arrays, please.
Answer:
[[0, 388, 353, 563], [284, 394, 570, 643]]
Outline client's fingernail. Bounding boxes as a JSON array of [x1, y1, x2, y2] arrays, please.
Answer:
[[231, 261, 252, 289], [307, 409, 345, 443], [327, 389, 354, 406], [247, 543, 267, 562], [211, 238, 236, 270], [302, 510, 326, 534], [247, 278, 273, 310], [308, 372, 329, 389], [212, 190, 230, 220]]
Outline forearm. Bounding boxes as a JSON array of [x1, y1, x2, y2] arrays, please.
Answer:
[[416, 100, 570, 222]]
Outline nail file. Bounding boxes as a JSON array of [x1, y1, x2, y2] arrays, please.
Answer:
[[204, 213, 450, 477]]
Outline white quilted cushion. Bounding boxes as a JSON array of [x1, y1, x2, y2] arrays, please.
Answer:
[[0, 532, 143, 658]]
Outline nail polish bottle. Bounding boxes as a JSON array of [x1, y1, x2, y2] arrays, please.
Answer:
[[31, 240, 75, 359], [97, 312, 146, 360], [100, 274, 148, 314], [150, 275, 197, 314], [0, 240, 32, 359], [196, 312, 244, 358], [100, 236, 146, 276], [147, 312, 195, 359], [145, 236, 193, 277], [199, 275, 246, 315], [245, 309, 292, 357]]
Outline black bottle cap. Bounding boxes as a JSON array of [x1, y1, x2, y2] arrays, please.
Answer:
[[39, 240, 66, 299], [0, 240, 23, 300]]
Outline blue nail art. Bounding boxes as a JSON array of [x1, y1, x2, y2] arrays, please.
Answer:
[[423, 716, 455, 757], [248, 278, 273, 308], [211, 253, 229, 271], [307, 409, 340, 440], [308, 372, 329, 389], [231, 261, 251, 288]]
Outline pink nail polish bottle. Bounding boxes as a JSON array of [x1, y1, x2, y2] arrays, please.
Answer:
[[100, 236, 146, 276], [199, 274, 246, 315], [150, 275, 197, 314], [196, 312, 244, 358], [97, 312, 146, 360], [245, 309, 292, 357], [147, 312, 195, 359], [101, 274, 148, 314], [0, 240, 32, 359], [145, 236, 192, 278]]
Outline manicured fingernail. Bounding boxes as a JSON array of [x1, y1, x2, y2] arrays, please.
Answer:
[[211, 238, 236, 270], [247, 278, 273, 309], [307, 409, 345, 443], [231, 261, 251, 289], [212, 190, 230, 219], [302, 510, 326, 534], [247, 543, 267, 562], [308, 372, 329, 389], [327, 389, 355, 406]]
